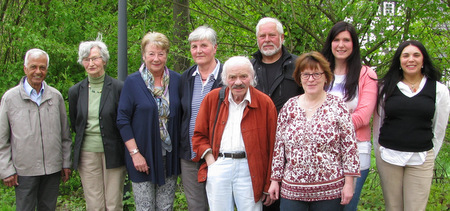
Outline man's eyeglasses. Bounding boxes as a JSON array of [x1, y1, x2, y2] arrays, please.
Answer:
[[82, 56, 102, 63], [301, 72, 324, 80]]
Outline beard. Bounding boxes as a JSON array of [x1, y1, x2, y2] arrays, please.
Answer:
[[259, 37, 282, 57]]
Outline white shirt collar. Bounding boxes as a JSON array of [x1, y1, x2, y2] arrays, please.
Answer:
[[397, 76, 426, 97], [192, 59, 221, 81], [228, 87, 251, 105]]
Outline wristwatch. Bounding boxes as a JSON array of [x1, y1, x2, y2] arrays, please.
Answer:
[[130, 148, 139, 156]]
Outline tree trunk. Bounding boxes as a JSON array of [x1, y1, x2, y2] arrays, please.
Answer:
[[173, 0, 191, 72]]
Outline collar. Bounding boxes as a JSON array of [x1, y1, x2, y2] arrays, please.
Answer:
[[88, 73, 106, 84], [228, 87, 251, 105], [191, 59, 221, 81], [23, 77, 44, 95]]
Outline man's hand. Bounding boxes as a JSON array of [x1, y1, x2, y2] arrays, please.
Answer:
[[61, 168, 71, 182], [204, 152, 216, 166], [261, 194, 275, 206], [2, 174, 18, 187]]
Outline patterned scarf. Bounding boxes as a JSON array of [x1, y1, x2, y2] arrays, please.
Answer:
[[140, 63, 172, 152]]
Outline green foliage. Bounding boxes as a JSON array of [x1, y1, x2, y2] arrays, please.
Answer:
[[0, 183, 15, 210], [174, 177, 188, 210], [56, 171, 86, 210]]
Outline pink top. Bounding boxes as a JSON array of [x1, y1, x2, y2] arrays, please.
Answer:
[[352, 66, 378, 141]]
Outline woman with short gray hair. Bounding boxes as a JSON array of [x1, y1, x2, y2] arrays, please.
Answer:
[[69, 37, 126, 211]]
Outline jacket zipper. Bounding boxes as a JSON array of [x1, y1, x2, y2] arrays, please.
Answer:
[[38, 106, 46, 174]]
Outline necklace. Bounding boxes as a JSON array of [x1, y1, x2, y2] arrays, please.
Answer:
[[403, 78, 421, 93], [88, 84, 102, 94], [408, 83, 417, 92], [302, 93, 326, 111]]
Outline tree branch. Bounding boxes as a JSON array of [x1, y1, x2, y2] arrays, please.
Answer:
[[0, 0, 9, 23], [209, 0, 254, 33], [14, 0, 30, 25]]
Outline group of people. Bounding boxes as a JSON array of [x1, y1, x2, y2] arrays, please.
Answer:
[[0, 16, 448, 211]]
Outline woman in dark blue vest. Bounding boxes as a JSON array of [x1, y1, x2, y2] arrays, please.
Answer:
[[374, 40, 450, 211]]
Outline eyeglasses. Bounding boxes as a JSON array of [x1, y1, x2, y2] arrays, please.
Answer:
[[82, 56, 102, 63], [301, 72, 324, 80]]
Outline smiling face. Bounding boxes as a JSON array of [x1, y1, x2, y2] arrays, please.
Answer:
[[226, 64, 252, 104], [142, 44, 167, 74], [331, 31, 353, 62], [301, 66, 327, 96], [24, 55, 48, 92], [82, 47, 106, 78], [400, 45, 424, 77], [190, 39, 217, 67], [257, 22, 284, 57]]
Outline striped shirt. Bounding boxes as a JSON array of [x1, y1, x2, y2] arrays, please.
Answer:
[[188, 61, 221, 159]]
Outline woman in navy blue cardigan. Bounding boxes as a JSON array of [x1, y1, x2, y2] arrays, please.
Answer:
[[117, 32, 181, 210]]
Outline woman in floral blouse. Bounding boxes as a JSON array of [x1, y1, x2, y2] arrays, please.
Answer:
[[268, 52, 360, 211]]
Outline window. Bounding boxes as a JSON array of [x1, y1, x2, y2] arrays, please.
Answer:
[[383, 2, 395, 16]]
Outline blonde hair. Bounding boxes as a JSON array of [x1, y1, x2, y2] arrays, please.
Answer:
[[141, 32, 170, 55]]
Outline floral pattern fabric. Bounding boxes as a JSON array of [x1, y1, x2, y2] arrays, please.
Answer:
[[271, 94, 360, 201]]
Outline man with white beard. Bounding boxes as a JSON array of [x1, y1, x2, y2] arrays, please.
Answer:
[[252, 17, 303, 113], [251, 17, 304, 211]]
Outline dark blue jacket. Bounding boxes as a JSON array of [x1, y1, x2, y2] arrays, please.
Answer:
[[179, 64, 223, 161], [117, 70, 181, 184]]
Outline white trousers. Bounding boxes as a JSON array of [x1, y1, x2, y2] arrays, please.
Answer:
[[206, 157, 262, 211]]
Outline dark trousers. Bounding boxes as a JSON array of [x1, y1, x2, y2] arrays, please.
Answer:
[[264, 198, 280, 211], [280, 197, 343, 211], [15, 172, 61, 211]]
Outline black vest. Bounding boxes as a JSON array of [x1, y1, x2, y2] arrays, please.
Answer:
[[379, 79, 436, 152]]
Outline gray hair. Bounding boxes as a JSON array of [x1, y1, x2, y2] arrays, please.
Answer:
[[221, 56, 256, 87], [255, 17, 284, 36], [77, 34, 110, 65], [24, 48, 49, 67], [188, 25, 217, 46]]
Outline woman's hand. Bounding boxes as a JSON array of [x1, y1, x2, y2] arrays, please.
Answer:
[[341, 176, 354, 205], [268, 180, 280, 200], [125, 139, 149, 175], [131, 153, 149, 175]]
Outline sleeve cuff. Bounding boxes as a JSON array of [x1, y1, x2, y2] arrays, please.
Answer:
[[201, 148, 212, 159]]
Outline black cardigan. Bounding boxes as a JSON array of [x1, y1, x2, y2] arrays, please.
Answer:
[[68, 74, 125, 170]]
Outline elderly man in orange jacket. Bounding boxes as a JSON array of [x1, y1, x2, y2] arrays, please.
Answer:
[[192, 56, 277, 211]]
